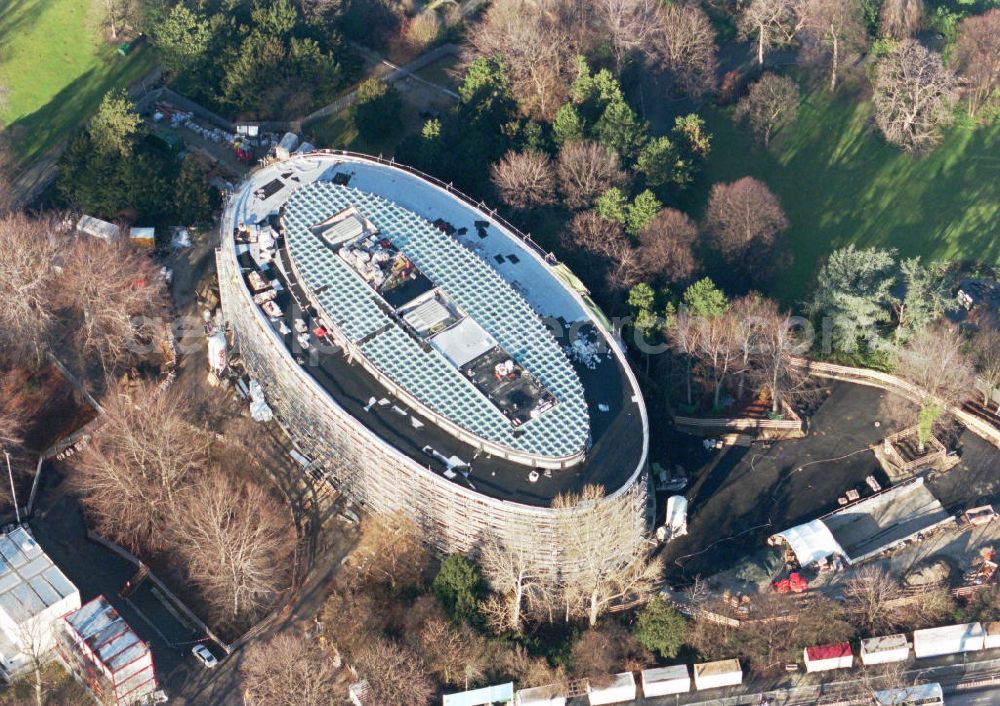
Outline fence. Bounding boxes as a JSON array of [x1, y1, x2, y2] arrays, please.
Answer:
[[86, 530, 235, 654], [790, 358, 1000, 449], [669, 398, 804, 438], [671, 415, 804, 435]]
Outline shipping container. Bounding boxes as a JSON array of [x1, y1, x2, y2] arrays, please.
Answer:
[[860, 634, 910, 665], [913, 622, 985, 658], [693, 659, 742, 690], [640, 665, 691, 697], [873, 682, 944, 706], [515, 684, 566, 706], [587, 672, 635, 705], [804, 642, 853, 672], [984, 621, 1000, 649]]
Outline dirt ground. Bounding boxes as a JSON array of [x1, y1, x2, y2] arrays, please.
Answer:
[[662, 379, 1000, 594]]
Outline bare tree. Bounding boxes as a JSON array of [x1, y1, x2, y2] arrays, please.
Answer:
[[734, 73, 801, 146], [668, 308, 700, 407], [894, 323, 975, 451], [754, 299, 810, 414], [694, 309, 743, 409], [844, 565, 904, 634], [563, 210, 620, 262], [241, 633, 341, 706], [635, 208, 700, 285], [169, 474, 293, 627], [952, 10, 1000, 119], [973, 328, 1000, 411], [463, 0, 582, 120], [873, 40, 957, 152], [490, 150, 557, 211], [704, 177, 788, 270], [350, 512, 429, 594], [563, 212, 644, 291], [404, 11, 443, 52], [0, 406, 23, 452], [58, 236, 168, 373], [649, 2, 719, 97], [797, 0, 867, 92], [552, 484, 661, 626], [355, 639, 434, 706], [879, 0, 922, 39], [418, 617, 488, 689], [73, 382, 212, 551], [598, 0, 660, 72], [570, 622, 651, 682], [556, 140, 628, 209], [0, 213, 59, 365], [479, 533, 548, 634], [738, 0, 797, 66], [15, 615, 55, 706]]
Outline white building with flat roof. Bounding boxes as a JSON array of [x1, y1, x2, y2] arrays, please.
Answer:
[[0, 526, 80, 680]]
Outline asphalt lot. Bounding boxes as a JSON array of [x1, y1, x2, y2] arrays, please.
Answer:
[[29, 492, 209, 693]]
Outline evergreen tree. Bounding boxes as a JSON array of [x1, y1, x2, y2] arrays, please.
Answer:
[[433, 554, 484, 626], [353, 78, 402, 142], [552, 103, 585, 146], [154, 2, 213, 72], [683, 277, 728, 317], [174, 157, 219, 225], [596, 188, 629, 224], [636, 136, 689, 190], [626, 190, 662, 236], [634, 597, 688, 659], [807, 245, 898, 353], [596, 99, 647, 161], [90, 90, 143, 157]]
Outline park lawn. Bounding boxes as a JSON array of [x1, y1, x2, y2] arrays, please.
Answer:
[[687, 86, 1000, 307], [0, 0, 155, 170], [306, 100, 421, 156]]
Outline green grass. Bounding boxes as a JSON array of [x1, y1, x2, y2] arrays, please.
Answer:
[[306, 102, 419, 156], [685, 85, 1000, 306], [0, 0, 155, 169]]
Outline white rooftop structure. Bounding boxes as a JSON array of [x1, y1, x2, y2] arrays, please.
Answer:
[[430, 316, 497, 369], [0, 526, 80, 678], [772, 477, 953, 567], [76, 215, 119, 242], [771, 519, 845, 566], [58, 596, 157, 705], [873, 682, 944, 705], [282, 179, 589, 459]]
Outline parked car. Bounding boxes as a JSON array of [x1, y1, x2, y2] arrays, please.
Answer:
[[294, 318, 308, 333], [277, 320, 291, 335], [191, 644, 218, 668], [297, 332, 311, 350]]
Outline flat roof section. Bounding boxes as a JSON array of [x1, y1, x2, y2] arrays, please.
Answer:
[[823, 477, 952, 563], [226, 153, 647, 504], [431, 317, 497, 369], [282, 179, 589, 460], [0, 527, 77, 623]]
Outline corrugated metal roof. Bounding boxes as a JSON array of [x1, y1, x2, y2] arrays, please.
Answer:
[[64, 596, 153, 675], [0, 527, 77, 623]]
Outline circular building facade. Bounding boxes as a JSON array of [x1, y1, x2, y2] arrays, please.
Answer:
[[216, 152, 649, 562]]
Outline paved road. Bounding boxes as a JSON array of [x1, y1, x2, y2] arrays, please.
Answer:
[[948, 686, 1000, 705], [164, 528, 356, 705]]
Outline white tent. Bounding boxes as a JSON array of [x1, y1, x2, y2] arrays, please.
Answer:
[[770, 519, 845, 566]]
